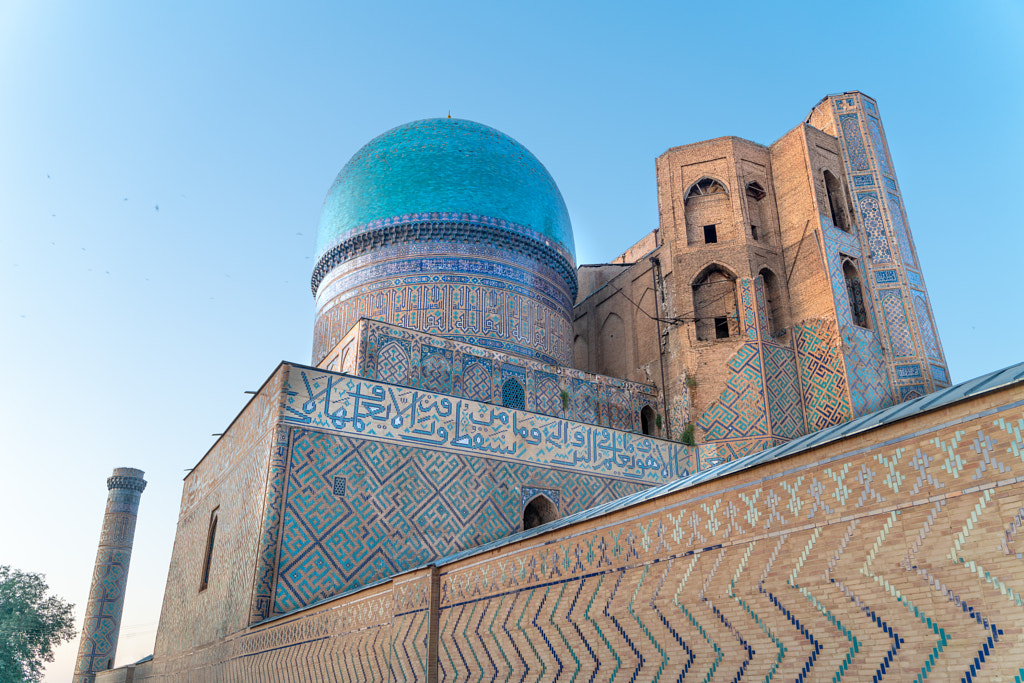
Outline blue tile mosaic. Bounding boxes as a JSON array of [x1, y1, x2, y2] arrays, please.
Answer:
[[895, 364, 923, 379]]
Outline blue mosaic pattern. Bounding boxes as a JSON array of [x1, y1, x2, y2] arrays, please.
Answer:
[[874, 269, 899, 285], [839, 114, 870, 171], [879, 289, 915, 358], [283, 368, 678, 483], [852, 174, 875, 187], [895, 364, 923, 379], [461, 359, 492, 403], [886, 193, 917, 268], [764, 344, 805, 439], [856, 192, 892, 263], [315, 118, 575, 259], [375, 339, 411, 385], [697, 344, 767, 440], [931, 364, 949, 384], [534, 371, 561, 416], [906, 270, 923, 288], [272, 428, 648, 613], [912, 290, 942, 361], [794, 319, 851, 430], [521, 485, 560, 509], [842, 325, 894, 417], [899, 384, 927, 400], [867, 116, 893, 178], [419, 345, 453, 395], [883, 176, 897, 192]]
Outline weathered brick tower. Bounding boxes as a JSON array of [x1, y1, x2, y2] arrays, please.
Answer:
[[574, 91, 951, 469], [73, 468, 147, 683]]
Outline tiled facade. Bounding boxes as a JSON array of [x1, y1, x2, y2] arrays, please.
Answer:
[[110, 368, 1024, 682], [321, 318, 661, 435]]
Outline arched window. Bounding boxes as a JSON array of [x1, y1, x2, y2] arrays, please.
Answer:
[[823, 170, 851, 231], [686, 177, 728, 200], [692, 266, 738, 341], [199, 509, 219, 592], [523, 495, 558, 530], [758, 268, 784, 336], [502, 377, 526, 410], [640, 405, 656, 435], [843, 260, 870, 328], [746, 182, 766, 241], [684, 177, 729, 245]]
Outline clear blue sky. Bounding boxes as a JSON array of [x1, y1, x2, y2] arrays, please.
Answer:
[[1, 1, 1021, 679]]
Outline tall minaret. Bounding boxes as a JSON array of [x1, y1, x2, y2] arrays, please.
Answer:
[[72, 468, 147, 683]]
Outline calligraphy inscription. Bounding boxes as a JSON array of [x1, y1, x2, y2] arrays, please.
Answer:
[[282, 368, 676, 483]]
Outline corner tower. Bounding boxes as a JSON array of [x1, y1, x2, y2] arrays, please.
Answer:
[[311, 118, 578, 367], [807, 91, 950, 398]]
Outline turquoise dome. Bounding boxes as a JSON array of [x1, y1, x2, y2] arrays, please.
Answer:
[[315, 118, 575, 260]]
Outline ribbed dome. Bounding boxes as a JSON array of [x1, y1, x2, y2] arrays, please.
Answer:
[[315, 118, 575, 261]]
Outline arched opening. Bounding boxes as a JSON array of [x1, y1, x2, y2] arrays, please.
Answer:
[[523, 495, 559, 530], [746, 182, 766, 241], [758, 268, 784, 336], [502, 377, 526, 410], [199, 509, 218, 592], [823, 170, 851, 231], [692, 266, 738, 341], [843, 260, 869, 328], [640, 405, 656, 435], [599, 312, 626, 379], [684, 177, 729, 245]]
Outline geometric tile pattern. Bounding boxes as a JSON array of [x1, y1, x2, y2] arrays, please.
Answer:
[[272, 428, 649, 614], [763, 344, 805, 439], [461, 359, 492, 403], [432, 395, 1024, 683], [856, 191, 893, 263], [886, 193, 917, 268], [352, 319, 659, 430], [376, 339, 411, 385], [697, 343, 767, 441], [281, 368, 679, 484], [912, 290, 942, 361], [841, 325, 895, 417], [419, 345, 453, 395], [867, 115, 893, 177], [311, 235, 575, 365], [879, 289, 915, 358], [839, 113, 870, 172], [899, 384, 927, 400], [794, 319, 852, 431]]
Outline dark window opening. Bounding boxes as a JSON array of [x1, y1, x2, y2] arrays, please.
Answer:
[[502, 377, 526, 410], [824, 170, 851, 231], [750, 225, 758, 241], [640, 406, 656, 435], [703, 225, 718, 243], [523, 495, 558, 530], [843, 260, 870, 328], [199, 511, 218, 592], [745, 182, 767, 201], [693, 267, 738, 341], [759, 268, 784, 336]]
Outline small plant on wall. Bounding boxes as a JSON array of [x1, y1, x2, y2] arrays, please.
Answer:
[[655, 414, 662, 430], [685, 375, 698, 390], [680, 422, 696, 446], [560, 389, 570, 412]]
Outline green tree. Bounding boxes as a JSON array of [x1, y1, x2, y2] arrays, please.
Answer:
[[0, 565, 76, 683]]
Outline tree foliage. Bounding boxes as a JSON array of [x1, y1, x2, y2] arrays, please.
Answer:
[[0, 565, 76, 683]]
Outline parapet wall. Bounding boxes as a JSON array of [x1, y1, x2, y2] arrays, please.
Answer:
[[131, 366, 1024, 681]]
